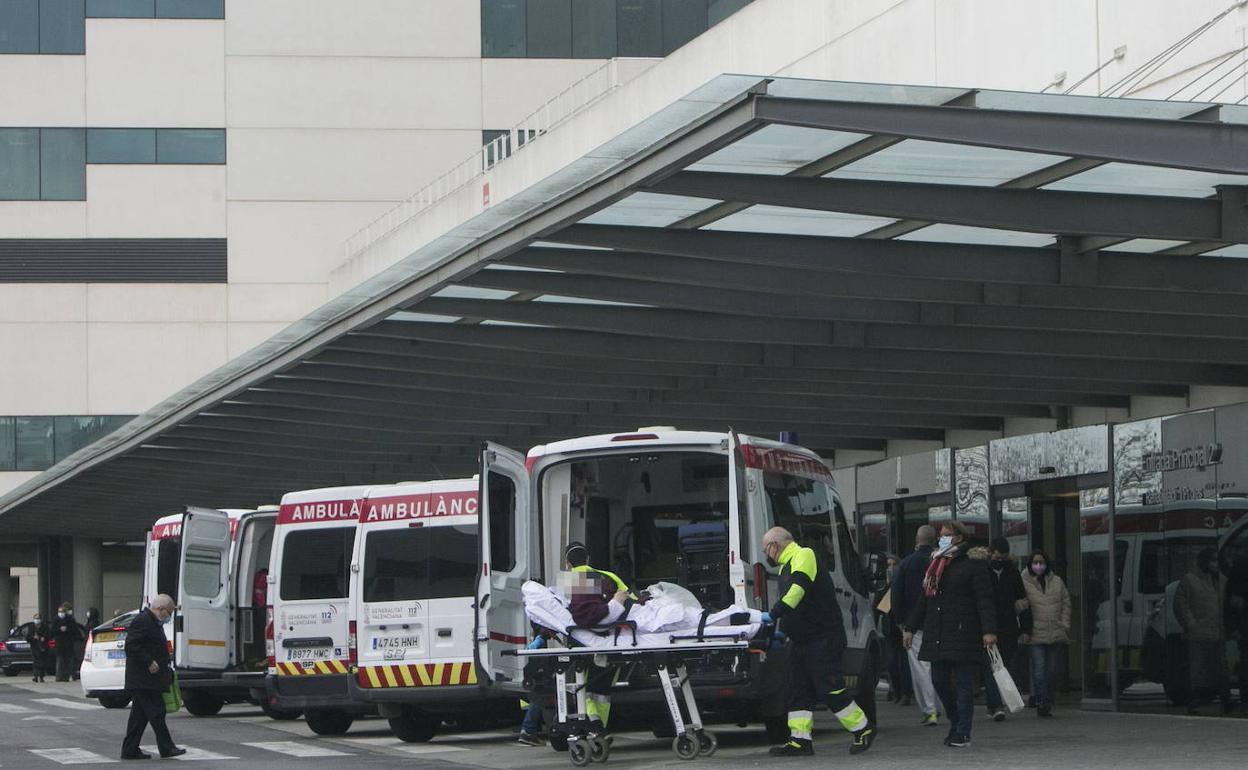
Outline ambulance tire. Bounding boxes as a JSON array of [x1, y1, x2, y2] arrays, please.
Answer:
[[182, 691, 225, 717], [98, 694, 132, 709], [305, 709, 354, 735], [259, 700, 302, 721], [389, 708, 438, 743]]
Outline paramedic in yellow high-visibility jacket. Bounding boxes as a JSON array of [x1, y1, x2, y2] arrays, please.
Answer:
[[762, 527, 876, 757], [564, 541, 625, 735]]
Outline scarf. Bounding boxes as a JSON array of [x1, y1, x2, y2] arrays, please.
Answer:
[[922, 544, 961, 598]]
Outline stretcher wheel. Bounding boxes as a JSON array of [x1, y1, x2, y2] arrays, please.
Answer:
[[588, 736, 610, 763], [673, 734, 698, 760], [696, 731, 718, 757], [569, 739, 591, 767]]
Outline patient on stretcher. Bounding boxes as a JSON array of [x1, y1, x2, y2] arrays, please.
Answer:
[[523, 577, 763, 649]]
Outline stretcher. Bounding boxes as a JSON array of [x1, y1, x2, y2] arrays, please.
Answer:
[[506, 634, 750, 765]]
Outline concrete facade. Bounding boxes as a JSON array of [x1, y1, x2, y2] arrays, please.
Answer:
[[3, 0, 1248, 488]]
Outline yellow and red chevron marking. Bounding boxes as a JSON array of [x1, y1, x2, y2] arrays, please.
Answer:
[[275, 659, 350, 676], [356, 661, 477, 689]]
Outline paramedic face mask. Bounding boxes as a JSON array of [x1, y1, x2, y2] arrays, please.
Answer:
[[762, 540, 781, 568]]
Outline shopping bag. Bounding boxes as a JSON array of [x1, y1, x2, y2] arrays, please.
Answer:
[[988, 646, 1024, 713], [162, 670, 183, 713]]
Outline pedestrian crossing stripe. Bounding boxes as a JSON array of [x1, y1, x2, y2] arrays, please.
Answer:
[[242, 741, 351, 757], [274, 659, 350, 676], [355, 661, 476, 689], [33, 698, 100, 711], [29, 748, 116, 765], [0, 703, 38, 713], [140, 745, 237, 761]]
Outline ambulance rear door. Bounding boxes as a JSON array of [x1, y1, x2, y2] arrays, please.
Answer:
[[176, 506, 231, 670], [475, 443, 530, 690]]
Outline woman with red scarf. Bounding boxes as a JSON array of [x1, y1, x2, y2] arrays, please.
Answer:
[[903, 521, 997, 749]]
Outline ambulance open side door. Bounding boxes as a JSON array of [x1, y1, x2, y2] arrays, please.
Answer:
[[474, 442, 530, 690], [176, 506, 231, 670]]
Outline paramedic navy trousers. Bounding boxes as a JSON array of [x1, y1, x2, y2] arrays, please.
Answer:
[[784, 635, 868, 743]]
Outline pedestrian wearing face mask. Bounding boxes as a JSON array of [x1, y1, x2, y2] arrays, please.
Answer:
[[1174, 547, 1232, 715], [1020, 550, 1070, 717], [25, 612, 51, 682], [982, 538, 1028, 721], [892, 525, 941, 726], [903, 521, 997, 749], [120, 594, 185, 760], [52, 603, 85, 682]]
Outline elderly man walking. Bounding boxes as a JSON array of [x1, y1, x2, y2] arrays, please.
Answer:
[[120, 595, 185, 760], [762, 526, 875, 757], [892, 525, 942, 726]]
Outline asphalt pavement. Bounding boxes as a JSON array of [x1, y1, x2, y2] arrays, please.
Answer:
[[1, 679, 1243, 768]]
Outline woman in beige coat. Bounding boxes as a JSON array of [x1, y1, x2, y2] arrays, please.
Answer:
[[1021, 550, 1071, 717]]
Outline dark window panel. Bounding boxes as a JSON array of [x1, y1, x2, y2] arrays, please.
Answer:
[[39, 128, 86, 200], [617, 0, 663, 57], [53, 415, 132, 463], [526, 0, 570, 58], [481, 0, 526, 57], [483, 129, 511, 167], [156, 128, 225, 164], [707, 0, 749, 25], [87, 128, 156, 164], [15, 417, 54, 471], [572, 0, 616, 58], [0, 0, 40, 53], [0, 238, 227, 282], [39, 0, 86, 54], [0, 129, 41, 201], [662, 0, 707, 55], [154, 0, 223, 18], [0, 418, 15, 471], [87, 0, 155, 17]]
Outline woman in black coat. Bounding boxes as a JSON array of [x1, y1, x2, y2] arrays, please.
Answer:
[[904, 521, 997, 748]]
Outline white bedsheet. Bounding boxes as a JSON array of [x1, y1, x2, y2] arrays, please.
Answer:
[[520, 581, 762, 649]]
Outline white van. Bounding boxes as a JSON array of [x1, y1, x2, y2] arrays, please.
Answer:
[[143, 507, 283, 717], [347, 478, 511, 741], [267, 485, 370, 735], [475, 428, 881, 739]]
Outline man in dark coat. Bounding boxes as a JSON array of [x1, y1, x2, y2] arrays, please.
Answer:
[[983, 537, 1028, 720], [25, 612, 50, 682], [892, 525, 940, 724], [904, 521, 997, 749], [52, 603, 85, 682], [120, 595, 184, 760]]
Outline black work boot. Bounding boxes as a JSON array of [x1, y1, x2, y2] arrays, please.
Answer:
[[850, 724, 876, 755], [769, 738, 814, 757]]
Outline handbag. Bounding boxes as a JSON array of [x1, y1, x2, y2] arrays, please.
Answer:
[[162, 670, 183, 713], [988, 646, 1025, 713]]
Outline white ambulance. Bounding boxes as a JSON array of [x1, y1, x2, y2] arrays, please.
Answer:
[[476, 428, 882, 740], [266, 485, 370, 735], [143, 507, 284, 717], [347, 478, 511, 741]]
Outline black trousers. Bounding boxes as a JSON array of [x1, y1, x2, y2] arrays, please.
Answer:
[[122, 689, 176, 757]]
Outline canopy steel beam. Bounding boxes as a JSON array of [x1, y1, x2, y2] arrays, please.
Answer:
[[540, 226, 1248, 300], [235, 386, 569, 423], [385, 322, 1245, 385], [646, 171, 1241, 242], [466, 263, 1248, 339], [403, 298, 1248, 365], [752, 95, 1248, 175]]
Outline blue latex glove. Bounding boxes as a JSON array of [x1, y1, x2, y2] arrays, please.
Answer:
[[760, 611, 773, 624], [769, 629, 787, 651], [526, 636, 546, 650]]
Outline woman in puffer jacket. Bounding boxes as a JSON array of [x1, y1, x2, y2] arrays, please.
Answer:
[[1020, 549, 1071, 717]]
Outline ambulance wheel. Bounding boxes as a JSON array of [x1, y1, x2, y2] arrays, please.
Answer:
[[588, 736, 610, 763], [549, 734, 569, 752], [259, 700, 301, 721], [304, 709, 354, 735], [182, 691, 224, 717], [3, 667, 18, 677], [568, 739, 591, 767], [696, 730, 717, 757], [673, 734, 698, 760], [389, 708, 438, 743]]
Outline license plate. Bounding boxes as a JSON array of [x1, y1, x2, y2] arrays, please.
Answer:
[[373, 636, 420, 650], [287, 648, 329, 661], [96, 632, 121, 643], [107, 650, 126, 660], [8, 641, 28, 650]]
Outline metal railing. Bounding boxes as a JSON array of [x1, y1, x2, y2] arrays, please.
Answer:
[[343, 59, 626, 261]]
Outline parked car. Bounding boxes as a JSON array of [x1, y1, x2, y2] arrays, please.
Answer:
[[2, 623, 35, 676], [80, 610, 140, 708]]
